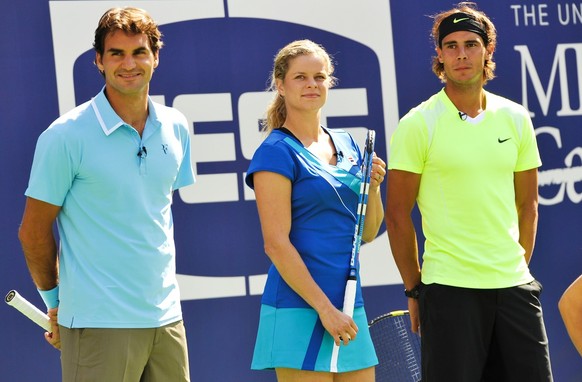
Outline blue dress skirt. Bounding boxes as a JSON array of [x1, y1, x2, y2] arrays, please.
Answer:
[[251, 304, 378, 372]]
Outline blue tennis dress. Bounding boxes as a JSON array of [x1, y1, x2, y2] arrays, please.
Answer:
[[245, 127, 378, 372]]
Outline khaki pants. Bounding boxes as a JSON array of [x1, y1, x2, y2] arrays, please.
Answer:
[[60, 320, 190, 382]]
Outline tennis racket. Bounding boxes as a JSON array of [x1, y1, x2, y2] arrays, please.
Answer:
[[369, 310, 422, 382], [330, 129, 375, 372], [5, 290, 52, 332]]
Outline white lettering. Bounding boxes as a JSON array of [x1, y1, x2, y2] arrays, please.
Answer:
[[514, 44, 582, 117], [174, 93, 239, 204], [510, 5, 522, 26], [321, 88, 370, 145], [510, 4, 550, 26], [564, 147, 582, 203], [558, 3, 582, 25], [536, 126, 582, 205], [238, 91, 272, 161], [539, 4, 549, 25]]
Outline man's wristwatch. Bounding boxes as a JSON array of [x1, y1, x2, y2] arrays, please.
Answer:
[[404, 284, 420, 299]]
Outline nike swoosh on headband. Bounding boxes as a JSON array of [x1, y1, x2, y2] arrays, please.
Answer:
[[453, 17, 470, 23]]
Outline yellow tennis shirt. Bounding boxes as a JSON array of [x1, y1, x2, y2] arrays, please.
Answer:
[[389, 89, 542, 288]]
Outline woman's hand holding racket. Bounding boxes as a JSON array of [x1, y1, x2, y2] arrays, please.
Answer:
[[319, 305, 359, 346], [369, 154, 386, 189]]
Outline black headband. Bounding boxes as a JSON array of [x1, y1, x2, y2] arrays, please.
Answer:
[[438, 12, 489, 47]]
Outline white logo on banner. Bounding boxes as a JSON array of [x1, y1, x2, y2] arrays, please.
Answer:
[[514, 44, 582, 205]]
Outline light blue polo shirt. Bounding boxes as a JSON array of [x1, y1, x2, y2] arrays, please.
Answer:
[[25, 88, 195, 328]]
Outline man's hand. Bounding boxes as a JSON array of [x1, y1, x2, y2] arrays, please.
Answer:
[[44, 307, 61, 350]]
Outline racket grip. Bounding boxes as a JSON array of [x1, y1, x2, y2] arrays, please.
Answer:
[[341, 279, 357, 318], [5, 290, 52, 332]]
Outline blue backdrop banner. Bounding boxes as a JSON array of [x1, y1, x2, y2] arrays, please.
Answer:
[[1, 1, 580, 381]]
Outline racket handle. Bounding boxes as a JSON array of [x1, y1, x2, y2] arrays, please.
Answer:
[[5, 290, 52, 332], [330, 279, 358, 373], [341, 279, 357, 318]]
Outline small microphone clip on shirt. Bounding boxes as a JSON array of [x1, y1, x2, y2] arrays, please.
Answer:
[[137, 146, 147, 159]]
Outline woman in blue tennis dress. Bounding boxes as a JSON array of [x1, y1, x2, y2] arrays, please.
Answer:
[[245, 39, 386, 381]]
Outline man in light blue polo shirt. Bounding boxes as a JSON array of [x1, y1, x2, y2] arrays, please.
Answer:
[[18, 7, 194, 381]]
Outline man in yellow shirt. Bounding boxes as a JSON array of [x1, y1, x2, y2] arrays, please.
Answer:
[[385, 2, 553, 380]]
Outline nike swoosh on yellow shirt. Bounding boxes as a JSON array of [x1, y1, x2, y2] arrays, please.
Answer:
[[453, 17, 469, 23]]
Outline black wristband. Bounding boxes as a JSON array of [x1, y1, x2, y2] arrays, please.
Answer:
[[404, 284, 420, 299]]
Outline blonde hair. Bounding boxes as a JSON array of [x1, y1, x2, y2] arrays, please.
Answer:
[[431, 2, 497, 84], [262, 40, 336, 134]]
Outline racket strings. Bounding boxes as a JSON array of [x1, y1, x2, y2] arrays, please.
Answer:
[[369, 312, 422, 382]]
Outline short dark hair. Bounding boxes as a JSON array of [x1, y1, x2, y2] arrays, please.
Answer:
[[93, 7, 163, 64]]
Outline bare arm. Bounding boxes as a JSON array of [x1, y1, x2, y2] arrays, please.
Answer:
[[19, 197, 60, 290], [19, 197, 62, 349], [385, 169, 422, 332], [514, 168, 539, 264], [253, 171, 357, 345], [362, 154, 386, 243], [559, 275, 582, 356]]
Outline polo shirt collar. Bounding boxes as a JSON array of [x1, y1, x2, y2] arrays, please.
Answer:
[[90, 87, 162, 136]]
